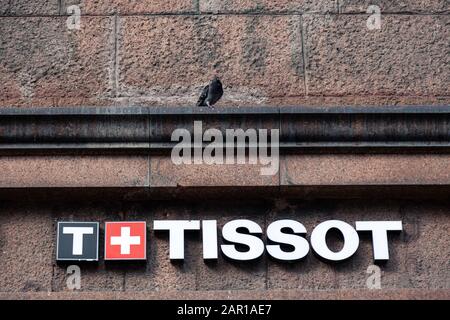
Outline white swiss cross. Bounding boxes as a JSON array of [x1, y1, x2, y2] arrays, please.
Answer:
[[110, 227, 141, 255]]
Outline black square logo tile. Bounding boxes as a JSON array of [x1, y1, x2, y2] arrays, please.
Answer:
[[56, 222, 99, 261]]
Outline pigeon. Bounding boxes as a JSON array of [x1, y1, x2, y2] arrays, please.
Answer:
[[196, 76, 223, 108]]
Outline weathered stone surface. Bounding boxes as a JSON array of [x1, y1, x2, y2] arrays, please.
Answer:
[[0, 204, 54, 292], [1, 13, 448, 107], [0, 97, 120, 108], [267, 199, 450, 290], [0, 1, 9, 14], [52, 204, 126, 292], [263, 95, 450, 108], [281, 155, 450, 186], [2, 0, 59, 15], [118, 15, 304, 106], [199, 0, 337, 13], [267, 200, 339, 290], [62, 0, 195, 14], [124, 201, 269, 291], [303, 15, 450, 96], [124, 204, 199, 291], [150, 156, 278, 188], [194, 201, 269, 290], [399, 202, 450, 289], [3, 95, 450, 108], [0, 199, 449, 294], [0, 65, 22, 101], [1, 288, 449, 300], [339, 1, 450, 13], [0, 156, 149, 188], [0, 17, 114, 104]]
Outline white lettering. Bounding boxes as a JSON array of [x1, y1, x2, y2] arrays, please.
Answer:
[[221, 219, 265, 261], [153, 220, 200, 260], [356, 221, 402, 260], [266, 219, 309, 261], [63, 227, 94, 255], [310, 220, 360, 261]]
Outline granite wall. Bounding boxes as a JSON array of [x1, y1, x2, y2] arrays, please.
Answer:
[[0, 1, 449, 107], [0, 1, 449, 300], [0, 198, 449, 299]]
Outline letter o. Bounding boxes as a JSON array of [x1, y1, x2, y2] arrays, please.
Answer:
[[310, 220, 359, 261]]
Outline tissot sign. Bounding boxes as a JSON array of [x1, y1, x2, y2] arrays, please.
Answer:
[[56, 220, 402, 263]]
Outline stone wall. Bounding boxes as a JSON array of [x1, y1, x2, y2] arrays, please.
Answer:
[[0, 1, 449, 300], [0, 1, 449, 107], [0, 199, 449, 298]]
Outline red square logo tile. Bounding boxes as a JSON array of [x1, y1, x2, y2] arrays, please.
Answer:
[[105, 222, 146, 260]]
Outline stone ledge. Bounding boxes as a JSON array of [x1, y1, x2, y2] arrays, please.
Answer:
[[1, 106, 450, 153], [0, 289, 448, 300], [1, 106, 450, 195]]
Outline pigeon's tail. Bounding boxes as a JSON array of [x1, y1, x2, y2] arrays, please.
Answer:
[[196, 85, 209, 107], [196, 99, 207, 107]]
